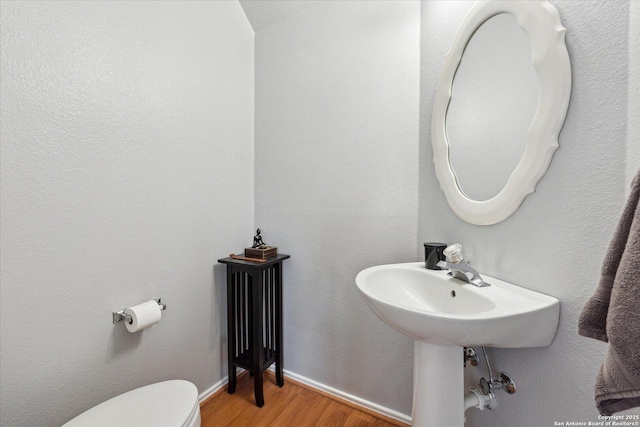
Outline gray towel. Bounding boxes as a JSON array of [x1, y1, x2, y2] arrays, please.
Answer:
[[578, 168, 640, 415]]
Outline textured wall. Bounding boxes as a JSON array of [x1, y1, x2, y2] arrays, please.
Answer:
[[0, 2, 254, 426], [420, 0, 634, 425], [629, 0, 640, 187], [2, 0, 637, 425], [253, 0, 420, 416]]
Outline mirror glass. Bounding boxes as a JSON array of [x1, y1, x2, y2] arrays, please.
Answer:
[[446, 13, 539, 201], [431, 0, 571, 225]]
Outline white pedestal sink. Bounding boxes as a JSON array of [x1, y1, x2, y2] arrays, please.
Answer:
[[355, 262, 560, 427]]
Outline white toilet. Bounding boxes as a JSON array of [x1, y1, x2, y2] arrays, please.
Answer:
[[63, 380, 201, 427]]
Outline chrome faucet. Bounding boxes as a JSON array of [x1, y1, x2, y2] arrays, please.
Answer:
[[437, 260, 491, 287]]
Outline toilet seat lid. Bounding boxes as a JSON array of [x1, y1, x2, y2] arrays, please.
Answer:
[[63, 380, 199, 427]]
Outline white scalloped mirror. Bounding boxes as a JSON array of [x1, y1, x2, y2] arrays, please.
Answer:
[[432, 0, 571, 225]]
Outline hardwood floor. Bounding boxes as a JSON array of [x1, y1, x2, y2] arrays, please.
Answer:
[[200, 371, 409, 427]]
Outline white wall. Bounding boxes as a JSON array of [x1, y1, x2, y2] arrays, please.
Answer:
[[252, 0, 637, 422], [629, 0, 640, 187], [421, 1, 635, 425], [254, 0, 420, 416], [2, 0, 637, 425], [0, 2, 254, 426]]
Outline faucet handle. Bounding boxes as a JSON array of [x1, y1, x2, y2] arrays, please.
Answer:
[[443, 243, 464, 263]]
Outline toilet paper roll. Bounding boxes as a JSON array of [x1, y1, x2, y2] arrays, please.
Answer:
[[124, 300, 162, 333]]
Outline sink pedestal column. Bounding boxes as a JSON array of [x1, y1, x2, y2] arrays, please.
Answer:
[[413, 342, 464, 427]]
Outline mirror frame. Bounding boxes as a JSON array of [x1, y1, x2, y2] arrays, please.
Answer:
[[432, 0, 571, 225]]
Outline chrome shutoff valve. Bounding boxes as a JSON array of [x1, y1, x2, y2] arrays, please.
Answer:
[[464, 347, 479, 367], [482, 372, 517, 395], [495, 372, 516, 394]]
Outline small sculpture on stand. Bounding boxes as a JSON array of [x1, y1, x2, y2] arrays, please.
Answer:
[[229, 229, 277, 263], [244, 228, 277, 260], [252, 229, 266, 248]]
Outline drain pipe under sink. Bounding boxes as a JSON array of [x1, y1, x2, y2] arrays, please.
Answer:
[[464, 388, 497, 411], [464, 346, 514, 413]]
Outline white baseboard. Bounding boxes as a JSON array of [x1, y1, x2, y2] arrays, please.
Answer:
[[198, 376, 227, 403], [198, 367, 411, 425], [198, 368, 244, 403], [275, 368, 411, 425]]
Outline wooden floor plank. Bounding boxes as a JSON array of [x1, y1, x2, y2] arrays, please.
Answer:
[[315, 400, 352, 426], [237, 375, 303, 427], [270, 387, 330, 427], [200, 371, 408, 427]]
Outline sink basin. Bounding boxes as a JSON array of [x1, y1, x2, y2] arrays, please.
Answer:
[[355, 262, 560, 348], [357, 262, 561, 426]]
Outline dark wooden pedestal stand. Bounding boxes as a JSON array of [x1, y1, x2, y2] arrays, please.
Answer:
[[218, 254, 290, 407]]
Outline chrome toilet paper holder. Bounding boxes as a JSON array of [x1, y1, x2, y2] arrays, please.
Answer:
[[112, 298, 167, 324]]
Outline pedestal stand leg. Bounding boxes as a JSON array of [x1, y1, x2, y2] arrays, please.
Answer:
[[252, 272, 264, 407], [227, 269, 236, 394], [412, 342, 464, 427], [275, 265, 284, 387]]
